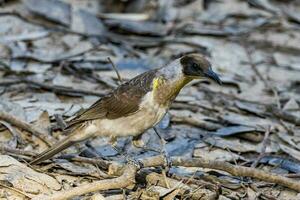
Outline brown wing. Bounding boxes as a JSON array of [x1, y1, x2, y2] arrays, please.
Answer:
[[66, 69, 158, 129]]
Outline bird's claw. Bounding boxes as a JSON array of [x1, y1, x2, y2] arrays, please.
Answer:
[[161, 149, 172, 170], [126, 156, 144, 169]]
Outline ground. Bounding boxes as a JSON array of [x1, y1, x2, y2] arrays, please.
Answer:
[[0, 0, 300, 199]]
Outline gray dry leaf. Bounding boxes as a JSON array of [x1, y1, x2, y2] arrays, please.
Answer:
[[204, 134, 280, 153], [259, 156, 300, 173], [25, 0, 71, 26], [1, 0, 300, 199], [0, 98, 26, 121], [0, 31, 49, 43], [222, 112, 277, 129], [277, 132, 300, 151], [213, 125, 263, 137], [104, 19, 169, 36], [54, 159, 99, 176], [72, 9, 107, 36], [0, 155, 61, 194], [193, 146, 242, 162], [279, 143, 300, 162]]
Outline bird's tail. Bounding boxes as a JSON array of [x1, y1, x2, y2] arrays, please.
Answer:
[[30, 134, 76, 165], [30, 125, 84, 165]]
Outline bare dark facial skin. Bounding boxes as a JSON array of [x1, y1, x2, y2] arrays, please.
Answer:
[[180, 54, 222, 84]]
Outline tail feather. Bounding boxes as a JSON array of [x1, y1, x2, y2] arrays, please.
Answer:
[[30, 135, 75, 165]]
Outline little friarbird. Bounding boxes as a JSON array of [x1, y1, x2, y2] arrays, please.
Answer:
[[31, 53, 222, 164]]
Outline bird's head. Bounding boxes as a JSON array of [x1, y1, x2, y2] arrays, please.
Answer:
[[180, 53, 222, 85]]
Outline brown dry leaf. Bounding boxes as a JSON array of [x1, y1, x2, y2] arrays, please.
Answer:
[[0, 155, 61, 195], [89, 193, 106, 200], [247, 187, 258, 200], [33, 111, 51, 132]]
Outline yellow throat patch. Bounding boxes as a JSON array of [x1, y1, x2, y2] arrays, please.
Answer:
[[152, 76, 192, 105], [153, 77, 165, 90]]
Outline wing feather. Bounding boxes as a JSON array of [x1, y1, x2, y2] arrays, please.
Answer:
[[66, 69, 157, 129]]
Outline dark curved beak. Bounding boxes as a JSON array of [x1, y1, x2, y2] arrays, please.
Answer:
[[205, 68, 222, 85]]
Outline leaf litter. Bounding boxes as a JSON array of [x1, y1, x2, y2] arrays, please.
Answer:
[[0, 0, 300, 199]]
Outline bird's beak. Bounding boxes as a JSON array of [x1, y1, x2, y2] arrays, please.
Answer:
[[204, 68, 222, 85]]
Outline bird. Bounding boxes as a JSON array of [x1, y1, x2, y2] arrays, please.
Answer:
[[30, 53, 221, 165]]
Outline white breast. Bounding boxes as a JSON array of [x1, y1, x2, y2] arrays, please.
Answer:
[[82, 92, 167, 138]]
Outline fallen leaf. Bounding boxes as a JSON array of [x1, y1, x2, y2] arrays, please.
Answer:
[[0, 155, 61, 194]]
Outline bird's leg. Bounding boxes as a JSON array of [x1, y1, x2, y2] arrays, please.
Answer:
[[132, 134, 160, 153], [110, 138, 144, 169], [153, 127, 171, 169]]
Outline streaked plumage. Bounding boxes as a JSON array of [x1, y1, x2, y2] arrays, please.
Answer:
[[31, 53, 221, 164]]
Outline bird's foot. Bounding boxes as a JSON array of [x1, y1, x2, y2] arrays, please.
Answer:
[[161, 147, 172, 170], [111, 144, 143, 169], [132, 135, 160, 153], [153, 127, 172, 171], [125, 155, 144, 169]]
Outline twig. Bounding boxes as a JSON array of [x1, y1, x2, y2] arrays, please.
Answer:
[[59, 155, 110, 170], [171, 115, 221, 131], [109, 155, 300, 192], [267, 105, 300, 126], [53, 114, 67, 130], [0, 112, 52, 146], [30, 155, 300, 199], [0, 120, 19, 147], [146, 172, 216, 200], [22, 79, 106, 97], [0, 182, 32, 199], [243, 45, 281, 109], [251, 126, 271, 168], [170, 173, 220, 194], [32, 164, 137, 200], [172, 157, 300, 192], [107, 57, 123, 84], [0, 79, 106, 97], [0, 146, 36, 157]]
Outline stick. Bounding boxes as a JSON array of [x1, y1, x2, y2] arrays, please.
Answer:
[[109, 155, 300, 192], [172, 157, 300, 192], [0, 146, 37, 157], [146, 172, 216, 200], [0, 112, 52, 146], [107, 57, 123, 83], [251, 126, 271, 168], [267, 105, 300, 126], [33, 155, 300, 199], [243, 45, 281, 109], [32, 164, 137, 200], [0, 79, 106, 97], [0, 182, 33, 199], [23, 79, 105, 97]]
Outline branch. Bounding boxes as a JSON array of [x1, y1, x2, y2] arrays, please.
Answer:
[[22, 79, 105, 97], [0, 79, 106, 97], [32, 164, 137, 200], [31, 155, 300, 199], [0, 111, 52, 146], [107, 57, 123, 83], [172, 157, 300, 192], [0, 146, 36, 157], [251, 126, 271, 167], [267, 105, 300, 126], [109, 155, 300, 192], [146, 172, 217, 200]]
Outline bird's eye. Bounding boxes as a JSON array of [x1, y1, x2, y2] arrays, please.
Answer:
[[192, 63, 198, 68]]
